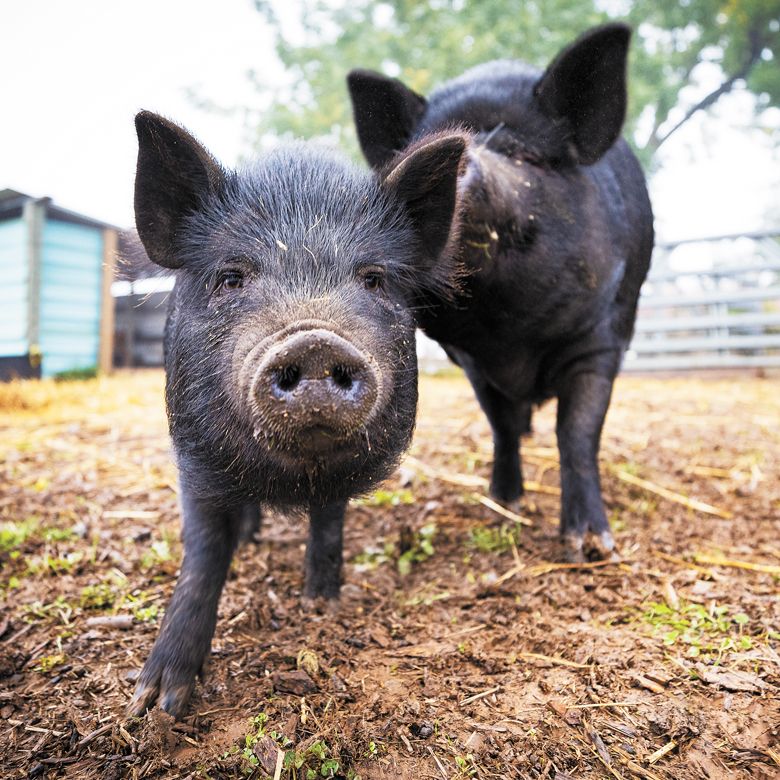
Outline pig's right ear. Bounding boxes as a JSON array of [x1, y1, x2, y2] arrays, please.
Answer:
[[347, 69, 428, 170], [381, 133, 466, 268], [534, 23, 631, 165], [134, 111, 225, 269]]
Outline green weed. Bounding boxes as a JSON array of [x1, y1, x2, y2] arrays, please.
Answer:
[[0, 517, 39, 552], [352, 541, 395, 571], [238, 713, 348, 779], [398, 523, 436, 576], [641, 600, 754, 659], [468, 522, 519, 554], [79, 583, 116, 610], [35, 652, 66, 674], [24, 596, 74, 626], [355, 488, 415, 507]]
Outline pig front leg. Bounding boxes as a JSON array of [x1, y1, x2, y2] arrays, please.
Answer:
[[465, 370, 528, 506], [303, 500, 346, 602], [555, 370, 616, 562], [128, 493, 251, 719]]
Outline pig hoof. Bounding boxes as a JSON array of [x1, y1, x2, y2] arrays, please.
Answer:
[[128, 679, 194, 721], [498, 497, 524, 515], [562, 533, 586, 563], [127, 659, 197, 720], [584, 531, 618, 561], [301, 595, 340, 615]]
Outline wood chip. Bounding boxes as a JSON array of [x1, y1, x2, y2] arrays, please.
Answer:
[[633, 674, 666, 694], [271, 670, 318, 695], [586, 724, 612, 766], [646, 739, 677, 764], [459, 685, 500, 706], [662, 579, 680, 610], [85, 615, 134, 629], [695, 664, 770, 693]]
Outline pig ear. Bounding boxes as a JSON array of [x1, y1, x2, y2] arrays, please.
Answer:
[[534, 23, 630, 165], [134, 111, 225, 269], [382, 134, 466, 264], [347, 69, 428, 170]]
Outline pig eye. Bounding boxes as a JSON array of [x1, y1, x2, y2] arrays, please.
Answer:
[[217, 269, 244, 292], [359, 266, 385, 292]]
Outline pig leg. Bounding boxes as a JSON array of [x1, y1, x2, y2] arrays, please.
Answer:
[[128, 492, 247, 719], [303, 500, 346, 602], [555, 370, 616, 562], [237, 504, 262, 544], [464, 371, 527, 505]]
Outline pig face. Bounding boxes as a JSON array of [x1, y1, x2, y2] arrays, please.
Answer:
[[134, 114, 466, 509]]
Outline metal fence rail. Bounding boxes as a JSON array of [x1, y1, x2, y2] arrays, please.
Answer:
[[623, 230, 780, 371]]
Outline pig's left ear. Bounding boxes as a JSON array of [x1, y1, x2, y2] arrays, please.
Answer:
[[382, 133, 467, 268], [534, 23, 630, 165], [347, 69, 428, 170], [134, 111, 226, 269]]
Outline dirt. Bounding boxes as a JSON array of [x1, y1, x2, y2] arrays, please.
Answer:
[[0, 369, 778, 780]]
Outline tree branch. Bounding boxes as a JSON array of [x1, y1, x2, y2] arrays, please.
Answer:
[[647, 28, 765, 155]]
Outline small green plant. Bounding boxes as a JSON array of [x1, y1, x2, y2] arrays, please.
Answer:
[[455, 753, 478, 777], [79, 583, 116, 610], [43, 526, 77, 543], [364, 740, 384, 760], [239, 713, 343, 778], [26, 551, 82, 575], [468, 522, 520, 554], [641, 600, 754, 659], [398, 523, 437, 576], [123, 589, 161, 623], [35, 652, 66, 674], [0, 517, 39, 552], [24, 596, 74, 626], [352, 541, 395, 571], [140, 536, 174, 571], [356, 488, 415, 507]]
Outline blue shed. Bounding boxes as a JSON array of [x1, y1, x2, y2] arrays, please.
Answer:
[[0, 189, 117, 380]]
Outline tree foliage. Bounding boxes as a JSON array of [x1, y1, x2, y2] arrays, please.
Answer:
[[250, 0, 779, 168]]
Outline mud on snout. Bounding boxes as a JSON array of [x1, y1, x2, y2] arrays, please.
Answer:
[[237, 319, 386, 459]]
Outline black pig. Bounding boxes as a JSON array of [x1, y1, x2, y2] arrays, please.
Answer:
[[127, 112, 465, 717], [348, 23, 654, 561]]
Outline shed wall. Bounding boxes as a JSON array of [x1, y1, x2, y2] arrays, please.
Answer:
[[39, 219, 103, 376], [0, 218, 29, 357]]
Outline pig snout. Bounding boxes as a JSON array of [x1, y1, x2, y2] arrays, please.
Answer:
[[248, 328, 380, 452]]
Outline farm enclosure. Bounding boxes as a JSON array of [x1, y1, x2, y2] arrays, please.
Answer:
[[0, 370, 778, 779]]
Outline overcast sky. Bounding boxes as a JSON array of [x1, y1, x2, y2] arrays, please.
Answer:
[[3, 0, 778, 244]]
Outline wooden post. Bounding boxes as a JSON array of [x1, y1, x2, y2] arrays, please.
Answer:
[[99, 228, 117, 374], [23, 198, 47, 361]]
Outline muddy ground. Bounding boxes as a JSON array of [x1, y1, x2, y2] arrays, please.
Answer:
[[0, 369, 778, 780]]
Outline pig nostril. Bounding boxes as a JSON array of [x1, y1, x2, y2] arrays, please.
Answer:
[[331, 364, 354, 390], [275, 365, 301, 392]]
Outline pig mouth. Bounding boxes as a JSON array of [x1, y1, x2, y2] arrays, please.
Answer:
[[240, 322, 383, 460]]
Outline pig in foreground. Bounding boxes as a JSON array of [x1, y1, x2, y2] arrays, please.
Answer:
[[348, 23, 654, 561], [127, 112, 466, 717]]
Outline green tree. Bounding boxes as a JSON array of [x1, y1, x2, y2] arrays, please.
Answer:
[[250, 0, 779, 168]]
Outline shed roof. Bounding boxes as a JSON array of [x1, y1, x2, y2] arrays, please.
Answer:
[[0, 189, 120, 231]]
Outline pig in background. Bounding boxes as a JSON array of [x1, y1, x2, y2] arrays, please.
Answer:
[[127, 111, 466, 717], [348, 23, 654, 562]]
